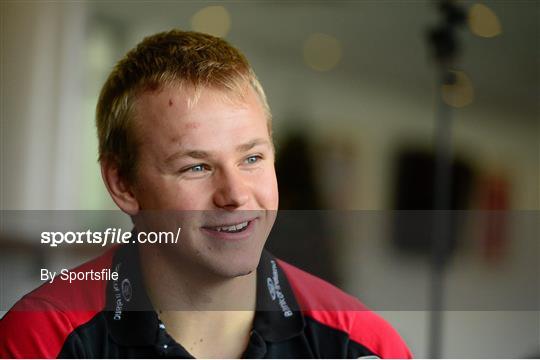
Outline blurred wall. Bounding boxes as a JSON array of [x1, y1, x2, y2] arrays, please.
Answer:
[[1, 1, 538, 357]]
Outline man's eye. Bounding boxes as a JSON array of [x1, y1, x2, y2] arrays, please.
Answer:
[[190, 164, 205, 172], [245, 155, 261, 164], [181, 164, 206, 173]]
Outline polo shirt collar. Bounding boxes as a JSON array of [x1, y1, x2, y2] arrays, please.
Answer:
[[106, 244, 305, 347], [254, 250, 305, 342], [106, 244, 160, 346]]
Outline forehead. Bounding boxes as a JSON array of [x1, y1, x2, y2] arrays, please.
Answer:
[[132, 84, 270, 150]]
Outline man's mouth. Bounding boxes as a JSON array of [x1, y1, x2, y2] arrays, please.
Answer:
[[203, 218, 257, 239], [208, 221, 250, 233]]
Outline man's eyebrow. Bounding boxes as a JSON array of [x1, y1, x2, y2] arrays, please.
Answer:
[[165, 150, 210, 164], [235, 138, 270, 153], [165, 139, 270, 164]]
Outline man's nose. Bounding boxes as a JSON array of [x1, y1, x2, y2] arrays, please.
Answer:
[[212, 168, 250, 210]]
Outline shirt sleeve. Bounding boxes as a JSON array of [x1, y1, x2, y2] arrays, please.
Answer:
[[0, 297, 74, 358], [348, 310, 413, 359]]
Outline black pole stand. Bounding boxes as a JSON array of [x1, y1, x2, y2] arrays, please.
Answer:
[[426, 1, 466, 357]]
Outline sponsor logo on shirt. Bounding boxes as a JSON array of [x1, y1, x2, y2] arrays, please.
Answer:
[[267, 277, 277, 300], [112, 263, 124, 321], [121, 278, 132, 302], [267, 260, 293, 318]]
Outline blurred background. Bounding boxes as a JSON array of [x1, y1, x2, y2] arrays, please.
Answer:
[[1, 0, 539, 357]]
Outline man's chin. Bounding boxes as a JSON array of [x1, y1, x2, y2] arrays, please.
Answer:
[[203, 257, 259, 279], [192, 235, 265, 279]]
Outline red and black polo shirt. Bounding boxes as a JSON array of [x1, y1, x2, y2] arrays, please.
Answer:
[[1, 244, 412, 358]]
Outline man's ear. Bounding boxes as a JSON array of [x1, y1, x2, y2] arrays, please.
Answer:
[[100, 160, 140, 215]]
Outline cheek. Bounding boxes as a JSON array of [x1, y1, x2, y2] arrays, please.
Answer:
[[134, 174, 200, 210], [255, 167, 279, 209], [163, 183, 210, 210]]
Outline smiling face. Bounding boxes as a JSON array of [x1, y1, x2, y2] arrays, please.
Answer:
[[119, 84, 278, 278]]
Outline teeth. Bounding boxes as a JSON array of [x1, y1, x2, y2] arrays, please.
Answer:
[[214, 221, 249, 232]]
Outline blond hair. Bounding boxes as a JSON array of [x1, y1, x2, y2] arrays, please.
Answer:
[[96, 30, 271, 182]]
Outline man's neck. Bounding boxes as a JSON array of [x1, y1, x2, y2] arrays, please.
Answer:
[[158, 310, 255, 358], [138, 246, 257, 358]]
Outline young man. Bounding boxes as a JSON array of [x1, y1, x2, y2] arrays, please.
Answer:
[[0, 30, 412, 358]]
